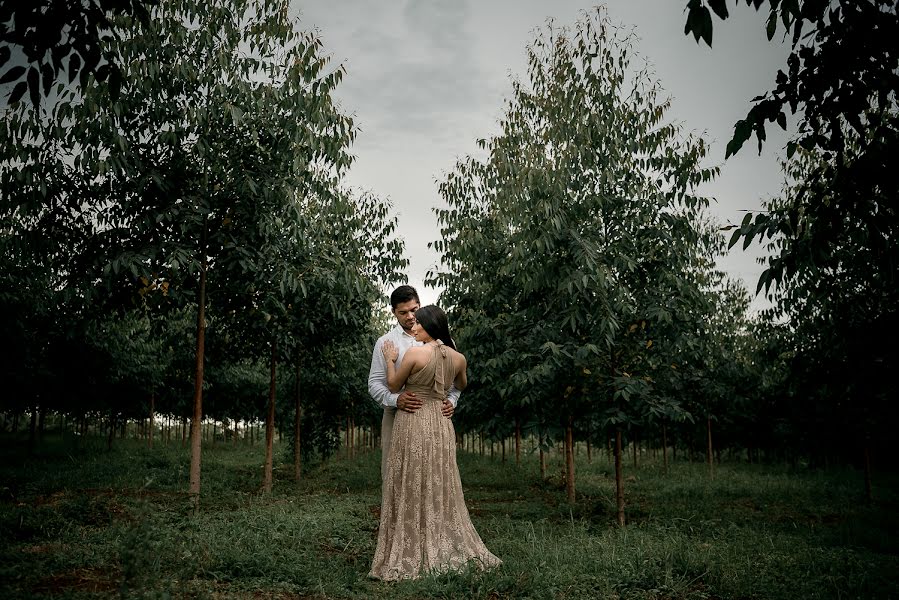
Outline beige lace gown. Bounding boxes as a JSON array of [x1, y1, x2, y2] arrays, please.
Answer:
[[369, 341, 501, 581]]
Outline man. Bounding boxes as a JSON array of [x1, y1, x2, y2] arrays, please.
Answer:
[[368, 285, 459, 474]]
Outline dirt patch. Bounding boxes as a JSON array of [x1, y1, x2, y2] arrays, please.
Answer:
[[32, 566, 119, 594], [21, 542, 68, 554]]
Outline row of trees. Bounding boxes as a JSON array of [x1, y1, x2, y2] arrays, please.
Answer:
[[3, 1, 894, 521], [429, 5, 896, 522], [1, 0, 404, 504]]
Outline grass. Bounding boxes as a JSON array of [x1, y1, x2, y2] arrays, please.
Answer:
[[0, 433, 896, 599]]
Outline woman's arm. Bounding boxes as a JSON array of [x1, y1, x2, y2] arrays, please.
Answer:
[[453, 352, 468, 391], [383, 342, 420, 392]]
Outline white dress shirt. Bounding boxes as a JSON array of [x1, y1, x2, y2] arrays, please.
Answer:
[[368, 324, 461, 408]]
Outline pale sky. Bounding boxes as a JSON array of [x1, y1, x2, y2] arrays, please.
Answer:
[[291, 1, 792, 312]]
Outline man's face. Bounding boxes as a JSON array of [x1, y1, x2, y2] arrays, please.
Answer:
[[393, 299, 420, 332]]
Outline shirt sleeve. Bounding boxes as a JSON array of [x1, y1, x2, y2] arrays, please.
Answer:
[[447, 384, 461, 408], [368, 337, 399, 408]]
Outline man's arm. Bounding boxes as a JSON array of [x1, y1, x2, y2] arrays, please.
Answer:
[[446, 384, 461, 408], [368, 338, 399, 408]]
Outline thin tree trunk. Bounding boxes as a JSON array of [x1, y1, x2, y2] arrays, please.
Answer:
[[38, 405, 45, 441], [107, 410, 116, 451], [707, 414, 714, 480], [345, 417, 351, 458], [515, 417, 521, 467], [539, 433, 546, 479], [632, 430, 639, 469], [615, 427, 625, 526], [586, 434, 592, 463], [29, 405, 37, 449], [148, 392, 155, 449], [501, 437, 506, 463], [863, 442, 873, 503], [188, 242, 208, 509], [662, 423, 669, 474], [565, 416, 575, 504], [263, 340, 277, 494], [294, 358, 302, 481]]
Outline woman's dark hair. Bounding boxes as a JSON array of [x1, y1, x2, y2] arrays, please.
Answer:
[[415, 305, 456, 350], [390, 285, 419, 309]]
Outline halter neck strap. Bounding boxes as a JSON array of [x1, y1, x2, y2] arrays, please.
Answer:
[[432, 340, 449, 394]]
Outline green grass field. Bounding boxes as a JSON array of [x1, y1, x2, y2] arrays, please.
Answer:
[[1, 434, 896, 599]]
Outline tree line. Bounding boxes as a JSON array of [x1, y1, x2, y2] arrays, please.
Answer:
[[430, 6, 896, 522], [2, 1, 896, 520], [1, 0, 405, 506]]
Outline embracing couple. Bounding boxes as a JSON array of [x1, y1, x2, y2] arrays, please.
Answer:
[[366, 285, 501, 581]]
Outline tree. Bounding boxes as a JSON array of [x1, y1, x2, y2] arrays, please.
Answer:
[[1, 0, 357, 506], [683, 0, 898, 293], [432, 8, 720, 519], [684, 0, 898, 495]]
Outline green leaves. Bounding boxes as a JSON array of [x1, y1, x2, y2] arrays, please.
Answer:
[[1, 0, 402, 453], [708, 0, 729, 20], [684, 1, 714, 46], [433, 7, 727, 443]]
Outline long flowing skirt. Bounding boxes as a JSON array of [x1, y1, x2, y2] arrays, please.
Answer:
[[369, 397, 501, 581]]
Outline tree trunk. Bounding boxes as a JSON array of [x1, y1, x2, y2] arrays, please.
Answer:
[[515, 417, 521, 467], [565, 417, 575, 504], [863, 442, 873, 503], [501, 437, 506, 463], [107, 410, 116, 451], [706, 414, 715, 479], [539, 433, 546, 479], [188, 248, 208, 509], [662, 423, 669, 474], [586, 435, 592, 464], [615, 427, 625, 526], [294, 358, 302, 481], [38, 405, 45, 441], [632, 430, 639, 469], [263, 340, 277, 494], [28, 405, 37, 449], [148, 392, 155, 449], [344, 417, 351, 458]]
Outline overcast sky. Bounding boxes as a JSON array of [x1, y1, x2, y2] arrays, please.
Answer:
[[291, 0, 792, 311]]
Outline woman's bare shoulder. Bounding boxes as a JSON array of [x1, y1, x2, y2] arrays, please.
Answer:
[[448, 347, 466, 364], [405, 346, 428, 358]]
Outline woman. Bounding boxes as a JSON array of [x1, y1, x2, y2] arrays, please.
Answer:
[[368, 305, 501, 581]]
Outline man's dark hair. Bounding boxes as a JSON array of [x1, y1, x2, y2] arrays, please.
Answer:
[[414, 305, 456, 350], [390, 285, 419, 309]]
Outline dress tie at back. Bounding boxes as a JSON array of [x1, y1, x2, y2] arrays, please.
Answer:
[[433, 340, 450, 395]]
